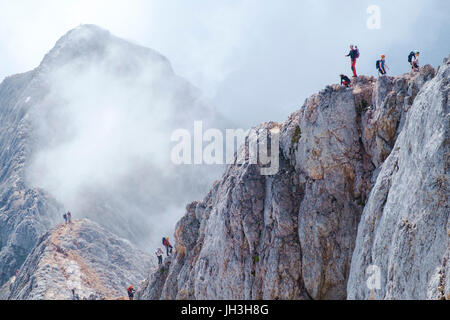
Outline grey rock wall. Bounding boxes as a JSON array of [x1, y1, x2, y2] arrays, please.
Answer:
[[138, 59, 448, 300], [347, 57, 449, 300]]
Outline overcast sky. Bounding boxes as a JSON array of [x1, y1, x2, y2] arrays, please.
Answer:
[[0, 0, 449, 127]]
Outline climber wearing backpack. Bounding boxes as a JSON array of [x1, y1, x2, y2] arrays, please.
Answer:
[[72, 289, 80, 300], [127, 285, 136, 300], [155, 248, 164, 265], [162, 237, 173, 256], [63, 213, 68, 224], [409, 50, 420, 72], [346, 45, 359, 77], [376, 54, 389, 75], [340, 74, 351, 87]]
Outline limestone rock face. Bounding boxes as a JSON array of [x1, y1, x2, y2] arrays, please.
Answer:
[[7, 219, 153, 300], [0, 69, 60, 286], [361, 65, 436, 168], [347, 57, 449, 300], [138, 59, 447, 300]]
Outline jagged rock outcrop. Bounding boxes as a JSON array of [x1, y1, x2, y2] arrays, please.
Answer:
[[6, 219, 153, 300], [138, 59, 448, 300], [347, 57, 449, 300]]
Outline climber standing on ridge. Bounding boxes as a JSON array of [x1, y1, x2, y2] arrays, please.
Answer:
[[72, 289, 80, 300], [127, 285, 136, 300], [340, 74, 351, 87], [63, 213, 68, 224], [67, 212, 72, 224], [376, 54, 389, 75], [409, 50, 420, 72], [155, 248, 164, 265], [162, 236, 173, 257], [346, 45, 359, 77]]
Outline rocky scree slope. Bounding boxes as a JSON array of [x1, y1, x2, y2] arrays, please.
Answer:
[[6, 219, 153, 300], [137, 58, 448, 300]]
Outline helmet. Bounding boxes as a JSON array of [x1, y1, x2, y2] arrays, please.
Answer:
[[381, 54, 386, 59]]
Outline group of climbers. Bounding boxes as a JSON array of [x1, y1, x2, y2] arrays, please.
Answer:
[[341, 45, 421, 87], [62, 211, 72, 224], [154, 237, 173, 266], [60, 211, 172, 300], [123, 236, 173, 300]]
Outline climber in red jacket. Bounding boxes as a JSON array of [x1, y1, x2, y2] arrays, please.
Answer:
[[163, 237, 173, 257], [127, 285, 136, 300]]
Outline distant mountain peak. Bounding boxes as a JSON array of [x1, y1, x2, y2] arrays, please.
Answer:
[[39, 24, 171, 74]]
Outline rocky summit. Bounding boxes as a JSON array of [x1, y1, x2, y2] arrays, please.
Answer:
[[137, 57, 449, 300]]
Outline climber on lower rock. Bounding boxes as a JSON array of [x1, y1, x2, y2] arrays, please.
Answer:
[[72, 289, 80, 300], [340, 74, 351, 87], [156, 248, 164, 265], [163, 237, 173, 257], [127, 285, 136, 300]]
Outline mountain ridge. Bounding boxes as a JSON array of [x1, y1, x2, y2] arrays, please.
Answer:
[[137, 57, 448, 300]]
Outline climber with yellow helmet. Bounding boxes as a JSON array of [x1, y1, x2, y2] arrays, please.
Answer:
[[376, 54, 389, 75]]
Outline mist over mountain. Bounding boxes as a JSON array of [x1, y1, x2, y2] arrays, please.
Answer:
[[0, 24, 228, 285], [28, 25, 230, 245]]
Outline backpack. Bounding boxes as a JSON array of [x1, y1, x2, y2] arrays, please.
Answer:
[[355, 48, 360, 59], [376, 60, 381, 70], [162, 237, 166, 245], [408, 51, 415, 63]]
